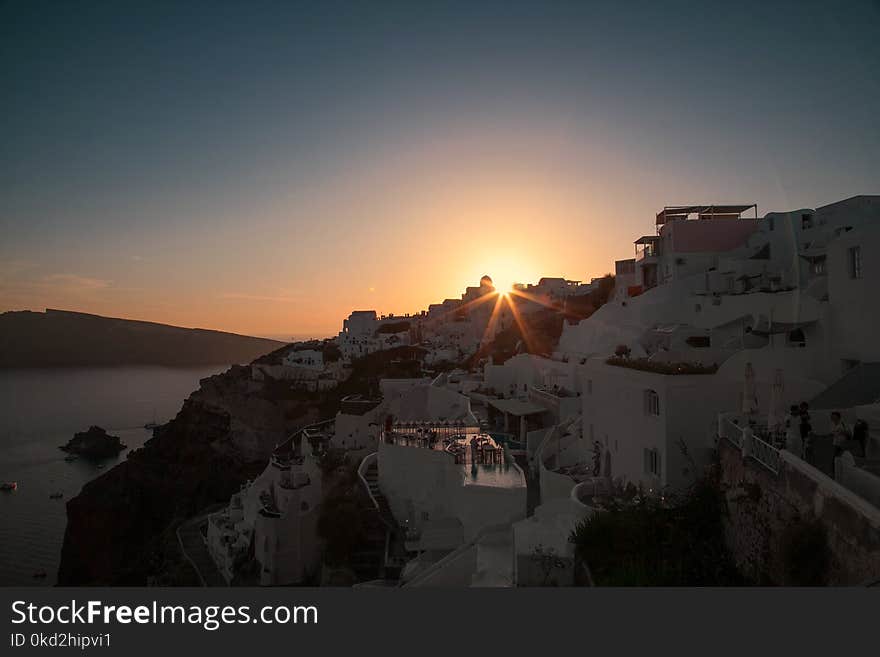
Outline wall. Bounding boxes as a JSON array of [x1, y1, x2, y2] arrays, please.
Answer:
[[718, 439, 880, 585], [835, 453, 880, 509], [663, 217, 760, 254], [332, 409, 379, 450], [827, 223, 880, 368], [378, 442, 526, 541], [537, 428, 578, 504], [583, 360, 736, 491]]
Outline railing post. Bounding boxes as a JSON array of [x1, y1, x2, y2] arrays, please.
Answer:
[[742, 427, 753, 460]]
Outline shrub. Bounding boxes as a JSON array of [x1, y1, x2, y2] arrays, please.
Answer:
[[570, 474, 745, 585], [606, 356, 718, 375], [780, 518, 830, 586]]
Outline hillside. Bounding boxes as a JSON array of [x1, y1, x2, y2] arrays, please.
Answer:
[[0, 309, 285, 368]]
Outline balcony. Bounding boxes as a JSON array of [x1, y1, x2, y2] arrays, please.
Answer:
[[634, 236, 660, 263]]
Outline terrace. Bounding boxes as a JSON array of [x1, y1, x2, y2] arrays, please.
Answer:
[[718, 411, 880, 508], [634, 235, 660, 262], [381, 423, 525, 489], [382, 425, 505, 465], [655, 204, 758, 226]]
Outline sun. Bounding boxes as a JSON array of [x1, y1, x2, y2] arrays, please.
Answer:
[[481, 273, 514, 295]]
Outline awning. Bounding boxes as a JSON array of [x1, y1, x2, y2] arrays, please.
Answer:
[[656, 204, 757, 225]]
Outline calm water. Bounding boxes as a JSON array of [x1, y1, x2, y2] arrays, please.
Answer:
[[0, 366, 224, 586]]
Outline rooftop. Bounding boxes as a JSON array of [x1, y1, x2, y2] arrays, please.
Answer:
[[488, 398, 547, 416], [656, 204, 758, 225]]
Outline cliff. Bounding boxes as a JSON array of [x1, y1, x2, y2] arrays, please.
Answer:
[[0, 309, 284, 368], [57, 346, 420, 584], [57, 358, 321, 584]]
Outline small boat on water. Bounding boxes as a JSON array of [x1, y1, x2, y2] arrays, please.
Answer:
[[144, 408, 159, 430], [1, 481, 17, 491]]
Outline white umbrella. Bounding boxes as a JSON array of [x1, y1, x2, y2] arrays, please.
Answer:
[[742, 362, 758, 417], [767, 368, 785, 435]]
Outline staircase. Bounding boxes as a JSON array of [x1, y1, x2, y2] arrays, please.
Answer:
[[357, 452, 409, 581], [361, 456, 396, 529]]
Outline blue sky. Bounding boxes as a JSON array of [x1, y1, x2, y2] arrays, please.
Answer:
[[1, 0, 878, 336]]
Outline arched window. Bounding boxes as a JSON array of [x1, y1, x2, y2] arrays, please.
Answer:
[[788, 329, 806, 346]]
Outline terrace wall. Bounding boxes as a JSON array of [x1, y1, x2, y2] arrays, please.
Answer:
[[718, 439, 880, 585]]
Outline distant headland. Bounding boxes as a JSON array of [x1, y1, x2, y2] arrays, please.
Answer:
[[0, 309, 285, 368]]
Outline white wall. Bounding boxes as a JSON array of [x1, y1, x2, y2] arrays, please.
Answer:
[[582, 359, 736, 491], [378, 442, 526, 541], [827, 223, 880, 369]]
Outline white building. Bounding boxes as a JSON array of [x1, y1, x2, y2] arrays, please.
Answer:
[[557, 195, 880, 502], [207, 433, 324, 585], [283, 348, 324, 371]]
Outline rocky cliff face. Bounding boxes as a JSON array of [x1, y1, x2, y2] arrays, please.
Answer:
[[57, 345, 429, 585], [57, 361, 318, 585]]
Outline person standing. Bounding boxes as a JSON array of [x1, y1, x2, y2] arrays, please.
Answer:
[[785, 405, 802, 456], [830, 411, 851, 457], [799, 402, 813, 463]]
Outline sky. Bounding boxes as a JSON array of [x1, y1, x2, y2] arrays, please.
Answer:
[[2, 0, 879, 338]]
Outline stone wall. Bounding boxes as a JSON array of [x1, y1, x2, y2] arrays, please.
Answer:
[[718, 439, 880, 585]]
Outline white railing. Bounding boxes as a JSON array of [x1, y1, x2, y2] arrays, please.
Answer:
[[357, 452, 382, 514], [718, 412, 781, 474], [750, 433, 782, 474]]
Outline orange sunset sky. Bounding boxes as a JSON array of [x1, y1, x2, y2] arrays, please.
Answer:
[[3, 3, 878, 339]]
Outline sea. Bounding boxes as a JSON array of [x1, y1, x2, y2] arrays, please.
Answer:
[[0, 366, 225, 586]]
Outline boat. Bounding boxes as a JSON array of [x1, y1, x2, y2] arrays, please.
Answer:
[[1, 481, 17, 491], [144, 408, 159, 430]]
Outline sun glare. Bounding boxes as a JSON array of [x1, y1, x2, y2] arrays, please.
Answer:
[[485, 273, 515, 295]]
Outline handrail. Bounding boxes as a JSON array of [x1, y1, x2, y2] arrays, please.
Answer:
[[718, 412, 781, 474], [357, 452, 382, 514], [273, 417, 335, 456]]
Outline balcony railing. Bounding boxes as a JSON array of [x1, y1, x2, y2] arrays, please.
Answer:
[[718, 412, 781, 474]]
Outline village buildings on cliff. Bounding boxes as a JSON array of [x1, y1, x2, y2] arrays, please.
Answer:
[[205, 195, 880, 587]]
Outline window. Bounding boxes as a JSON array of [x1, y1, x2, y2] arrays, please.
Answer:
[[644, 389, 660, 416], [643, 448, 661, 476], [788, 329, 806, 347], [587, 378, 593, 394], [768, 216, 775, 231], [801, 213, 813, 230], [848, 246, 862, 279], [685, 335, 711, 348]]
